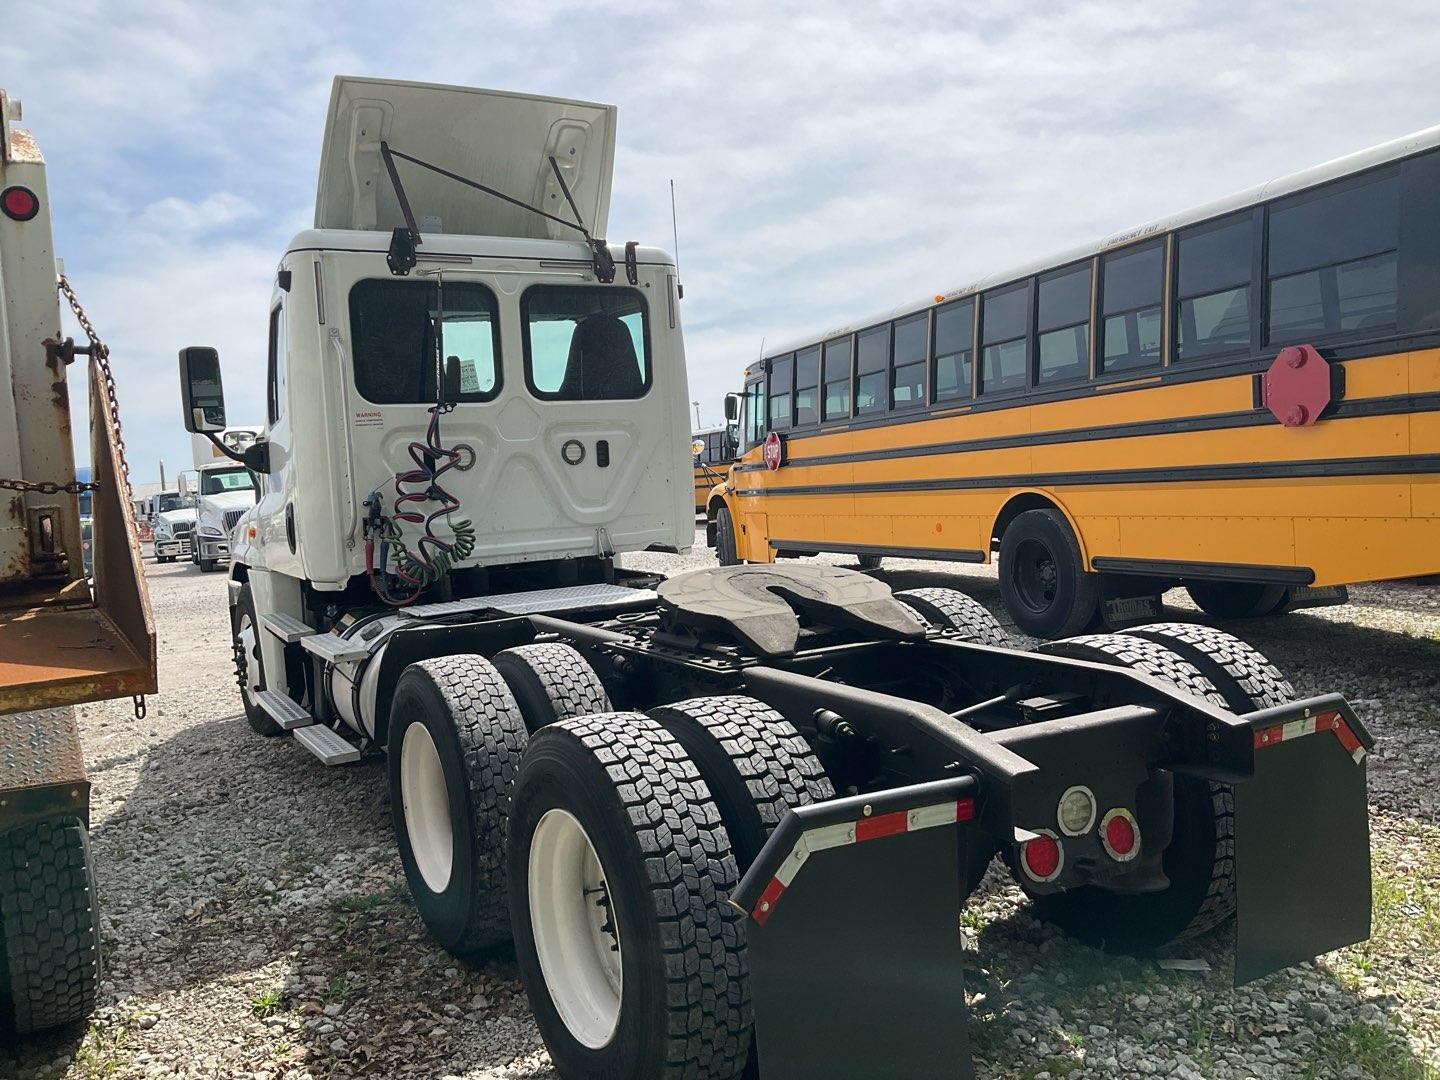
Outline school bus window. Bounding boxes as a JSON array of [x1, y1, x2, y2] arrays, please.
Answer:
[[823, 337, 852, 420], [980, 281, 1029, 394], [933, 299, 975, 402], [1037, 262, 1091, 384], [891, 312, 928, 409], [1099, 243, 1163, 374], [1177, 213, 1254, 361], [1267, 170, 1399, 343], [795, 345, 820, 425], [768, 353, 794, 430], [855, 325, 889, 415]]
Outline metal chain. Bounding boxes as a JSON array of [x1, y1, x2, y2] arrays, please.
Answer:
[[0, 476, 97, 494], [58, 273, 132, 501]]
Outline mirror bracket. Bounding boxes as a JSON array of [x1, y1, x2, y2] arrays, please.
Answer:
[[242, 440, 271, 474]]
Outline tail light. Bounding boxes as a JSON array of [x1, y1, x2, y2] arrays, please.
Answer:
[[2, 186, 39, 222], [1100, 808, 1140, 862], [1019, 830, 1063, 882]]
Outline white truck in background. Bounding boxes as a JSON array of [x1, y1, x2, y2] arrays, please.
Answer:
[[149, 488, 196, 562], [186, 427, 258, 570]]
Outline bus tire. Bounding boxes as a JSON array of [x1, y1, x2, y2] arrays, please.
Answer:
[[0, 817, 102, 1035], [508, 714, 750, 1079], [1029, 633, 1236, 949], [231, 584, 282, 737], [649, 695, 833, 869], [856, 554, 883, 571], [493, 643, 610, 734], [998, 508, 1099, 639], [1127, 622, 1295, 711], [715, 506, 740, 566], [1184, 581, 1288, 620], [388, 656, 528, 959], [895, 587, 1013, 648]]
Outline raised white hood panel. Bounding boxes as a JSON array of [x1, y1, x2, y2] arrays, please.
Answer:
[[315, 76, 616, 240]]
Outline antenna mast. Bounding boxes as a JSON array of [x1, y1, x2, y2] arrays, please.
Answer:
[[670, 179, 681, 278]]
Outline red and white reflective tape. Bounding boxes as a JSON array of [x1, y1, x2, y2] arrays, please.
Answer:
[[749, 796, 975, 927], [1253, 710, 1366, 764]]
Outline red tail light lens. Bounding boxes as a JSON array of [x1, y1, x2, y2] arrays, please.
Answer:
[[1, 186, 39, 222], [1020, 831, 1063, 882], [1100, 808, 1140, 862]]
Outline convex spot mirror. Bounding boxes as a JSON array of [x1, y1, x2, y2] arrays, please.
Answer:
[[179, 347, 226, 433]]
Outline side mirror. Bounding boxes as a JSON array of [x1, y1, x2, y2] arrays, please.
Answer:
[[179, 347, 227, 433], [724, 392, 740, 424]]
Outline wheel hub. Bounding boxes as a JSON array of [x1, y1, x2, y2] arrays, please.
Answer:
[[400, 723, 454, 894], [529, 807, 623, 1049]]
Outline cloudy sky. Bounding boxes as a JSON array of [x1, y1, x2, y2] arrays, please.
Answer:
[[6, 0, 1440, 482]]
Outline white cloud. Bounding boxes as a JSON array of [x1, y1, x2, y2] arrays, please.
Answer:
[[5, 0, 1439, 471]]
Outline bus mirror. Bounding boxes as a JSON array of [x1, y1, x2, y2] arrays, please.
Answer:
[[724, 393, 740, 424], [179, 347, 226, 434]]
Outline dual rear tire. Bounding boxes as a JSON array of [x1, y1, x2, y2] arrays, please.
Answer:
[[387, 644, 831, 1078]]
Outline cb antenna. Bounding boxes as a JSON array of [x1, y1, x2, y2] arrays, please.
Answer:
[[670, 179, 681, 279]]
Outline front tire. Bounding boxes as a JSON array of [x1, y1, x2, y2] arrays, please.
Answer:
[[0, 817, 102, 1035], [715, 506, 740, 566], [231, 584, 281, 736], [509, 714, 750, 1079], [998, 508, 1099, 638], [388, 656, 528, 959]]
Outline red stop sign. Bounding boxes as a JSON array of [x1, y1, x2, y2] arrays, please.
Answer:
[[763, 431, 784, 471]]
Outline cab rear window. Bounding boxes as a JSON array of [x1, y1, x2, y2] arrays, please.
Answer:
[[522, 286, 651, 400]]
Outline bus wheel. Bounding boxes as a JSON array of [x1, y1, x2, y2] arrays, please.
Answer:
[[231, 584, 281, 737], [715, 506, 741, 566], [508, 714, 750, 1078], [998, 509, 1098, 638], [0, 817, 102, 1035], [1185, 581, 1289, 620], [493, 643, 610, 733], [1028, 633, 1235, 950], [856, 554, 883, 571], [388, 656, 528, 959]]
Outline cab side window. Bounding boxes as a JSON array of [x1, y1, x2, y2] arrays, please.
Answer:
[[266, 305, 285, 423]]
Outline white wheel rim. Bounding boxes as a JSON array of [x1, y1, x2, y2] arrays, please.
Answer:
[[237, 614, 261, 705], [401, 722, 454, 894], [528, 808, 623, 1049]]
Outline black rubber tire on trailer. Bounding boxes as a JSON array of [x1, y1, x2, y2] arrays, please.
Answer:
[[715, 506, 741, 566], [856, 554, 883, 571], [1185, 581, 1289, 620], [1127, 622, 1295, 711], [0, 817, 102, 1035], [649, 695, 833, 870], [492, 643, 610, 734], [508, 713, 751, 1079], [1029, 633, 1237, 950], [895, 587, 1014, 648], [231, 583, 283, 737], [388, 656, 528, 959], [998, 508, 1100, 639]]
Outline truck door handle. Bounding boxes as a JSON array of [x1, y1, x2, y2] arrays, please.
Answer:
[[286, 503, 297, 553]]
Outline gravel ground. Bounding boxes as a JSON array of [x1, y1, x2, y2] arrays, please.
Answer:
[[3, 531, 1438, 1080]]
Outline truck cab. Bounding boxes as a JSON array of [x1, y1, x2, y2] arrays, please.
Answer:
[[149, 488, 196, 562]]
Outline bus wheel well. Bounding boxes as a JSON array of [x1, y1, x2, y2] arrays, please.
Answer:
[[991, 493, 1063, 551], [705, 494, 728, 547]]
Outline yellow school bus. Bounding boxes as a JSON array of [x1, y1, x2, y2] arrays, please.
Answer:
[[692, 425, 736, 514], [707, 124, 1440, 637]]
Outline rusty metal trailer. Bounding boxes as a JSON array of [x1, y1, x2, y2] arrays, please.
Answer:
[[0, 87, 157, 1036]]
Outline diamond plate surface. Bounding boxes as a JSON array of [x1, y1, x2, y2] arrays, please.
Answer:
[[0, 707, 86, 793]]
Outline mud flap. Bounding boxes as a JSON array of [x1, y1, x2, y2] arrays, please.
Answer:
[[1232, 696, 1373, 985], [732, 777, 978, 1079]]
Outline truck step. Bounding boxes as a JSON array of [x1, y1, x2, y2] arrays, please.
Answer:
[[292, 723, 362, 766], [261, 612, 316, 643], [256, 690, 313, 731], [300, 632, 370, 664]]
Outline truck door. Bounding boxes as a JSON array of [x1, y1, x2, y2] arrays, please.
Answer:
[[249, 296, 301, 576]]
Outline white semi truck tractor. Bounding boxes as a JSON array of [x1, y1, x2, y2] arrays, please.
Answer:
[[187, 428, 259, 570], [183, 77, 1375, 1079]]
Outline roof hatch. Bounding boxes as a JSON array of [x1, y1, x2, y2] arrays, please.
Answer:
[[315, 76, 616, 241]]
